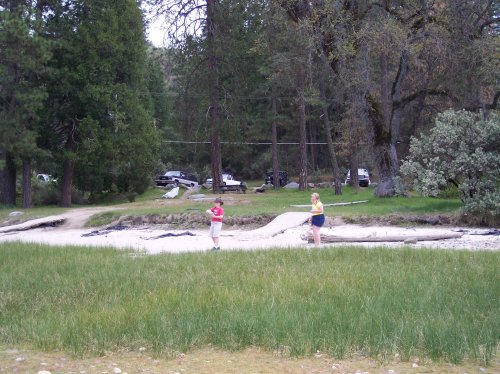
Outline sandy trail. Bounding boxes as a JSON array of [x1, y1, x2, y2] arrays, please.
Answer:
[[0, 209, 498, 253]]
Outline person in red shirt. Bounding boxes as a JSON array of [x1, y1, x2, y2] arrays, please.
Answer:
[[206, 197, 224, 251]]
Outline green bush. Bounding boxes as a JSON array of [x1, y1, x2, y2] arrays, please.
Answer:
[[32, 181, 60, 206], [401, 110, 500, 219]]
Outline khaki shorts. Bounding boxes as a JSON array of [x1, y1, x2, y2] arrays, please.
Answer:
[[209, 221, 222, 237]]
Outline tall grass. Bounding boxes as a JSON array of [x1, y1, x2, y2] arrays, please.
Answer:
[[0, 242, 497, 364]]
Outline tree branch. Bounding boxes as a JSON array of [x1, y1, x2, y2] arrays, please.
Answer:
[[393, 89, 449, 109]]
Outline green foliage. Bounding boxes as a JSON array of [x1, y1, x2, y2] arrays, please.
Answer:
[[0, 243, 497, 363], [31, 180, 60, 206], [401, 110, 500, 218], [0, 4, 51, 164], [40, 0, 161, 198]]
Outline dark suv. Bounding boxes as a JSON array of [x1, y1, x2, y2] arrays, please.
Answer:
[[155, 170, 199, 187], [265, 170, 288, 187]]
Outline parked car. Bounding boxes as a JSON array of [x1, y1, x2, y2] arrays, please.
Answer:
[[345, 168, 371, 187], [155, 170, 199, 187], [36, 174, 56, 183], [206, 173, 242, 186], [265, 170, 288, 187]]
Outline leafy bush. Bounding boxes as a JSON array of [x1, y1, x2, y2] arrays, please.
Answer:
[[32, 180, 86, 206], [32, 181, 60, 206], [401, 110, 500, 219]]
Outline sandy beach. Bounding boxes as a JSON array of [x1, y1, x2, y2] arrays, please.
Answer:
[[0, 210, 498, 253]]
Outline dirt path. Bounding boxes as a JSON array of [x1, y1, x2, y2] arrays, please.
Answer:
[[55, 206, 121, 229], [1, 346, 497, 374]]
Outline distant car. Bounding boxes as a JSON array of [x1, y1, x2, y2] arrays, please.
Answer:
[[206, 173, 242, 186], [345, 168, 371, 187], [36, 174, 56, 183], [155, 170, 199, 188], [265, 170, 288, 187]]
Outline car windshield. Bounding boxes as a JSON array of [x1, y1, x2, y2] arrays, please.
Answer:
[[347, 169, 369, 177], [165, 171, 179, 176]]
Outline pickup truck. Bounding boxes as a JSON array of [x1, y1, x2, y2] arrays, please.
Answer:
[[206, 173, 247, 193], [206, 173, 242, 186], [155, 170, 199, 188]]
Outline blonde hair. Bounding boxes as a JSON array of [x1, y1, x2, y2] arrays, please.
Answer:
[[311, 193, 320, 200]]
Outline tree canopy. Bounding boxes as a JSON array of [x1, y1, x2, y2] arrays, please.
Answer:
[[1, 0, 498, 211]]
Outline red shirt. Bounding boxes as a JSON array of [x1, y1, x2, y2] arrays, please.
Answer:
[[210, 206, 224, 222]]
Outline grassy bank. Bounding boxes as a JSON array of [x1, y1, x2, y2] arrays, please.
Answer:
[[87, 186, 462, 226], [0, 242, 497, 364]]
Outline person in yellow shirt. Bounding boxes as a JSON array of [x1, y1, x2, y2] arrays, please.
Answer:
[[308, 192, 324, 247]]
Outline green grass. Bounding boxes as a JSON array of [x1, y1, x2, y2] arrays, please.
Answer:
[[86, 186, 462, 226], [0, 206, 68, 224], [1, 186, 463, 227], [0, 242, 497, 364]]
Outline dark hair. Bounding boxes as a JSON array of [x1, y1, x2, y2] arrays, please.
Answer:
[[214, 197, 224, 205]]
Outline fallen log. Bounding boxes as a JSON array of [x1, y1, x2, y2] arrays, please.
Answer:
[[0, 215, 66, 233], [301, 231, 463, 243], [290, 200, 368, 208]]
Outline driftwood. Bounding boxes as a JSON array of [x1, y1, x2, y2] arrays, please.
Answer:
[[301, 231, 463, 243], [0, 216, 66, 233], [290, 200, 368, 208]]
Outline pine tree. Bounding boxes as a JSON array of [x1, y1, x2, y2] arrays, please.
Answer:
[[0, 1, 50, 207], [42, 0, 160, 205]]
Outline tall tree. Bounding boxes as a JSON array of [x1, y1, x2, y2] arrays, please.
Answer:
[[0, 0, 50, 207], [42, 0, 159, 205], [145, 0, 225, 190]]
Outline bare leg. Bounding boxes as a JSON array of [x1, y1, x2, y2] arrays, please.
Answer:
[[212, 237, 219, 247], [312, 225, 321, 246]]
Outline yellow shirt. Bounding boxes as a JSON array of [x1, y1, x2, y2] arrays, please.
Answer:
[[311, 201, 324, 216]]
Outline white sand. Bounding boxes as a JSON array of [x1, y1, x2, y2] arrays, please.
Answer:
[[0, 212, 498, 253]]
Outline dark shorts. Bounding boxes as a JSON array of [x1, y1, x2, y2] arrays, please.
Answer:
[[311, 214, 325, 227]]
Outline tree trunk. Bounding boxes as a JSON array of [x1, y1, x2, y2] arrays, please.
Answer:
[[0, 148, 5, 204], [60, 135, 76, 207], [302, 232, 463, 243], [207, 0, 222, 192], [346, 97, 360, 191], [271, 93, 279, 189], [60, 158, 74, 207], [319, 79, 342, 194], [389, 52, 409, 169], [22, 159, 32, 208], [369, 54, 399, 196], [380, 54, 391, 129], [349, 149, 359, 190], [2, 151, 17, 206], [297, 65, 308, 191], [369, 93, 399, 197], [370, 51, 409, 197]]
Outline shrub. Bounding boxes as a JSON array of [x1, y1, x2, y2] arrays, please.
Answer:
[[32, 181, 60, 206], [400, 110, 500, 219]]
